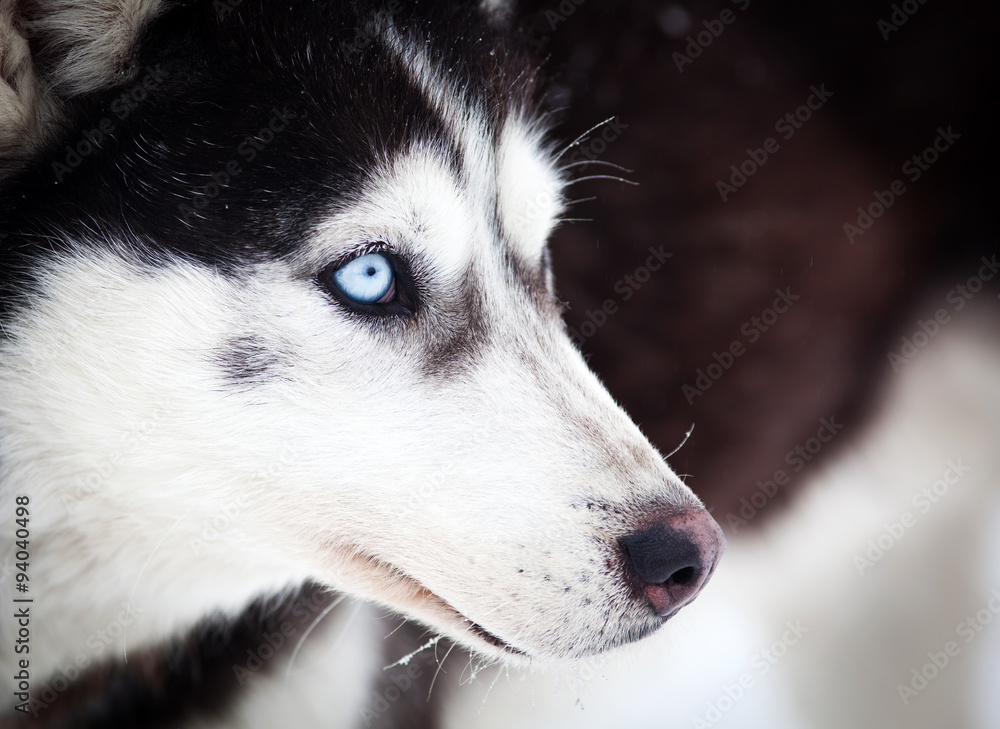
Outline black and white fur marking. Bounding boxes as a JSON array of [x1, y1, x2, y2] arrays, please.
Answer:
[[0, 1, 724, 726]]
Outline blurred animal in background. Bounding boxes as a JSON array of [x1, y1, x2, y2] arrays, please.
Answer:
[[465, 1, 999, 728], [1, 0, 998, 727]]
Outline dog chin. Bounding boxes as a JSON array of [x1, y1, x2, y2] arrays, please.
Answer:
[[319, 547, 531, 662], [384, 578, 534, 663]]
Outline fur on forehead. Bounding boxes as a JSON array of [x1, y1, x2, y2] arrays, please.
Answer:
[[9, 0, 520, 97], [1, 0, 559, 271], [315, 7, 565, 270], [305, 122, 565, 280], [309, 141, 483, 278]]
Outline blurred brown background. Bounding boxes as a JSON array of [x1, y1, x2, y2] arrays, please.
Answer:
[[518, 0, 1000, 522]]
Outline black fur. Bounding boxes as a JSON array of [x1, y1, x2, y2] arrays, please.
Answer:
[[3, 583, 339, 729], [0, 0, 541, 314], [216, 334, 289, 386], [0, 1, 545, 724]]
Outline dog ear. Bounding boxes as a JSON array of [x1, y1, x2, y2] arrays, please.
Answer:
[[0, 0, 164, 175], [18, 0, 166, 95], [0, 1, 62, 174]]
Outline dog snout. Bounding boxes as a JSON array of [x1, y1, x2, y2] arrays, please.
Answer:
[[619, 509, 726, 616]]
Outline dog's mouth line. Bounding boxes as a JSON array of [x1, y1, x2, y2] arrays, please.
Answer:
[[463, 617, 525, 655], [404, 574, 527, 657], [345, 551, 526, 657]]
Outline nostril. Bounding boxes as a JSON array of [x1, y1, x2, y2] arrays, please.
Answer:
[[670, 565, 698, 586], [620, 526, 702, 585], [619, 509, 725, 617]]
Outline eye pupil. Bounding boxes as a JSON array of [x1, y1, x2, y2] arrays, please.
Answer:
[[331, 252, 395, 304]]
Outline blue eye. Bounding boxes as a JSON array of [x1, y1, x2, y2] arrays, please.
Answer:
[[333, 253, 395, 303]]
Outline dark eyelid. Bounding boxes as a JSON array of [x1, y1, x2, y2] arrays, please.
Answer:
[[317, 249, 419, 318]]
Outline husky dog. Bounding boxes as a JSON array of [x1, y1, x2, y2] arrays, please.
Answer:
[[0, 0, 724, 725]]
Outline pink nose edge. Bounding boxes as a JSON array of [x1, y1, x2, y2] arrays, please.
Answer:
[[619, 508, 726, 615]]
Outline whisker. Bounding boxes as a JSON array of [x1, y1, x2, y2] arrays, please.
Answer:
[[383, 617, 410, 640], [384, 635, 442, 670], [427, 641, 457, 700], [460, 654, 477, 684], [478, 662, 505, 713], [123, 510, 193, 663], [285, 592, 348, 678], [536, 105, 571, 124], [665, 423, 695, 460], [559, 159, 634, 174], [467, 601, 509, 621], [565, 174, 639, 187], [555, 116, 618, 160]]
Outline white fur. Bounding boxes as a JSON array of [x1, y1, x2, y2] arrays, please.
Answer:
[[0, 86, 701, 714], [438, 313, 1000, 729], [382, 26, 567, 263], [184, 599, 383, 729], [0, 8, 711, 723], [497, 119, 567, 261], [167, 314, 1000, 728]]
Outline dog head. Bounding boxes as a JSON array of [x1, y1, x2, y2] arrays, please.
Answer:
[[0, 0, 724, 667]]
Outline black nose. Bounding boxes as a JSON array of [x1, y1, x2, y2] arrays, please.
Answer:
[[619, 509, 726, 616]]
